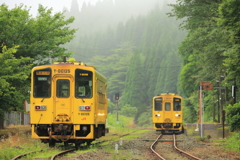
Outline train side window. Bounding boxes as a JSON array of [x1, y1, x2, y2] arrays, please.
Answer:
[[56, 79, 70, 98], [165, 102, 171, 111], [154, 99, 162, 111]]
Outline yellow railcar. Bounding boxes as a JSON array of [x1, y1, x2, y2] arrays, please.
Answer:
[[152, 93, 183, 134], [30, 60, 108, 147]]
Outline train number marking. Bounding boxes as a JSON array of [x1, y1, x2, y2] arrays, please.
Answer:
[[54, 69, 70, 73], [81, 113, 90, 116]]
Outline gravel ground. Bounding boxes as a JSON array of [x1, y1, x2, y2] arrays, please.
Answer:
[[65, 128, 240, 160]]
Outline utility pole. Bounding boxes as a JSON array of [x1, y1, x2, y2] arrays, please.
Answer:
[[199, 81, 213, 137], [199, 83, 203, 137], [222, 110, 226, 138], [116, 101, 119, 123]]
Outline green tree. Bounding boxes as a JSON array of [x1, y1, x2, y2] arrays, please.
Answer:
[[0, 4, 76, 128], [88, 41, 134, 100], [225, 103, 240, 132], [0, 4, 76, 65], [0, 46, 32, 128], [218, 0, 240, 83], [163, 51, 182, 93], [167, 0, 232, 122], [183, 91, 199, 123], [122, 51, 147, 122]]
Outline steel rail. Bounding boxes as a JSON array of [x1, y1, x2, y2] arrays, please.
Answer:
[[12, 150, 43, 160], [173, 134, 202, 160], [50, 148, 76, 160], [150, 134, 166, 160]]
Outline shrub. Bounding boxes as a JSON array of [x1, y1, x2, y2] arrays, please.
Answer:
[[225, 103, 240, 132], [119, 104, 138, 117]]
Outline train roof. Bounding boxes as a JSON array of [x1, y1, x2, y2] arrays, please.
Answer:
[[153, 93, 182, 99], [158, 93, 179, 96], [32, 62, 106, 81]]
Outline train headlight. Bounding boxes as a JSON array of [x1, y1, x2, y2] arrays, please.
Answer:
[[155, 114, 160, 117], [35, 105, 47, 111], [175, 114, 181, 117], [82, 126, 88, 131], [79, 105, 91, 111]]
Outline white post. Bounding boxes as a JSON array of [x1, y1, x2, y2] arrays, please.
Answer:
[[115, 144, 118, 153], [200, 85, 203, 137], [119, 138, 122, 146]]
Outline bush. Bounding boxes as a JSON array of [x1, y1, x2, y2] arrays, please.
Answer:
[[119, 104, 138, 117], [136, 111, 152, 127], [226, 103, 240, 132]]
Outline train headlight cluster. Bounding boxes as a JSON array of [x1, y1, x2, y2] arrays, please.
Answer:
[[35, 105, 47, 111], [175, 114, 181, 117], [155, 114, 161, 117], [79, 105, 91, 111]]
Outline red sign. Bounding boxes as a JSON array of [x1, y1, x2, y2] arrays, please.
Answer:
[[201, 82, 213, 90]]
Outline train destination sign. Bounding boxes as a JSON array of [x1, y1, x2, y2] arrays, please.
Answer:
[[80, 73, 89, 76], [36, 71, 50, 75]]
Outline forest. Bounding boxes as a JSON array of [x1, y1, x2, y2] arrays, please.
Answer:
[[0, 0, 240, 131]]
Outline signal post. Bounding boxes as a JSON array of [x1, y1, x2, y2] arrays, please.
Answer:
[[115, 93, 119, 123]]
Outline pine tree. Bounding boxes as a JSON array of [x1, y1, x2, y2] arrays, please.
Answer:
[[122, 51, 147, 113]]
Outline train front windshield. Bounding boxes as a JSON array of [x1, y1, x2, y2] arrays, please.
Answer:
[[154, 98, 162, 111], [33, 68, 51, 98], [174, 98, 181, 111], [75, 69, 93, 98]]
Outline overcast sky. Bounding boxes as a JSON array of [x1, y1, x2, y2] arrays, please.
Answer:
[[0, 0, 106, 16]]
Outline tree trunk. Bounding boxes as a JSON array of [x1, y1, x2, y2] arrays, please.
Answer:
[[0, 117, 4, 129]]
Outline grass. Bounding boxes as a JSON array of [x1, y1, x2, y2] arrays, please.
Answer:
[[222, 132, 240, 152], [194, 131, 240, 153], [0, 114, 145, 159], [3, 116, 239, 159], [0, 125, 75, 159], [0, 130, 46, 159], [98, 114, 151, 159]]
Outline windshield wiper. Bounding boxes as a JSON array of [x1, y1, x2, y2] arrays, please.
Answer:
[[41, 90, 50, 102]]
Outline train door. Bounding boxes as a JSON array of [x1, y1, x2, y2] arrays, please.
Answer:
[[163, 99, 173, 128], [164, 101, 172, 121], [53, 76, 73, 122]]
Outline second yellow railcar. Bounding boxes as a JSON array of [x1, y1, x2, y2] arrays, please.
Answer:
[[152, 93, 183, 134]]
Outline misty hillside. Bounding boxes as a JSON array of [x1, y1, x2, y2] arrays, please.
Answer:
[[64, 1, 186, 106], [64, 0, 176, 35]]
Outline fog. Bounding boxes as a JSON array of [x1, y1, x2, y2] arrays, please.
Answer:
[[0, 0, 177, 38], [0, 0, 102, 16]]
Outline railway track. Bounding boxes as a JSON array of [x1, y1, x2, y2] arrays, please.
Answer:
[[11, 132, 143, 160], [11, 150, 44, 160], [150, 133, 202, 160], [50, 148, 76, 160], [11, 139, 109, 160], [11, 147, 78, 160], [173, 134, 202, 160]]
